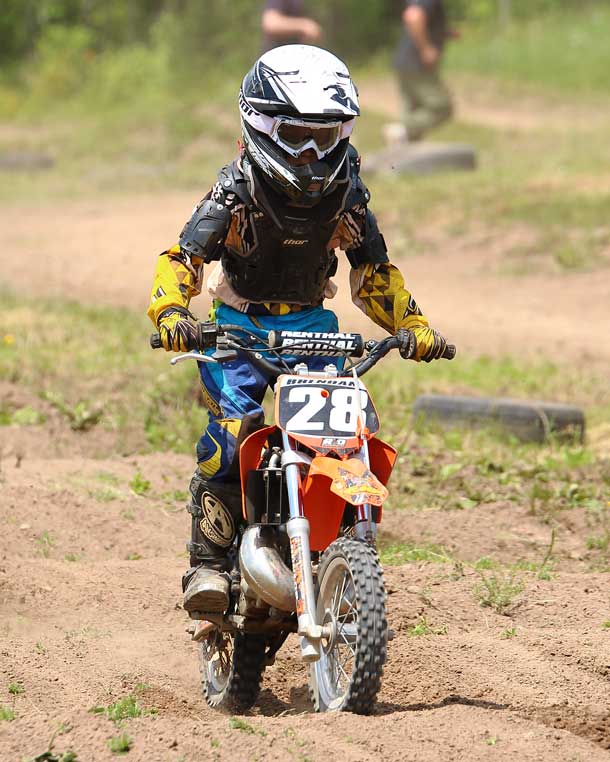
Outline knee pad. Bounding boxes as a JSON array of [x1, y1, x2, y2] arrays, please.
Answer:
[[186, 473, 243, 565]]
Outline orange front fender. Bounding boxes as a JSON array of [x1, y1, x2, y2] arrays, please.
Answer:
[[302, 438, 397, 551]]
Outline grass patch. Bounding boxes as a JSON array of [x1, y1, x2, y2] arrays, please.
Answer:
[[90, 695, 143, 724], [405, 616, 448, 637], [500, 627, 517, 639], [379, 542, 451, 566], [129, 471, 151, 497], [0, 289, 206, 455], [228, 717, 266, 736], [474, 570, 525, 614], [447, 7, 610, 94], [0, 705, 16, 721], [0, 404, 46, 426], [8, 682, 24, 695], [37, 530, 56, 558], [108, 732, 133, 754]]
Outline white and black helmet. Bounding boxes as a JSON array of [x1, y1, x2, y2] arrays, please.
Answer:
[[239, 45, 360, 206]]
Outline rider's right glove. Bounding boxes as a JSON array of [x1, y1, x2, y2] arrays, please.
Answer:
[[157, 308, 199, 352]]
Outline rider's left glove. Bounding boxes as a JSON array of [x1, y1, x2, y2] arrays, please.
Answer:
[[411, 326, 448, 362], [157, 308, 199, 352]]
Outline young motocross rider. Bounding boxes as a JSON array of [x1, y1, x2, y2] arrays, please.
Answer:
[[147, 45, 451, 617]]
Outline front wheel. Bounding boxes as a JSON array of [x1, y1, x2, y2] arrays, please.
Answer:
[[199, 631, 267, 712], [309, 537, 388, 714]]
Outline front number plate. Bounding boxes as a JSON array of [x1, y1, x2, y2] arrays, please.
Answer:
[[276, 376, 379, 438]]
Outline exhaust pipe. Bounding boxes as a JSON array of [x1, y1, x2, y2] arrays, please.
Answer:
[[239, 526, 296, 612]]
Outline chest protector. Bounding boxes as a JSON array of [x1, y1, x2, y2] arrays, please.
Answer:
[[181, 148, 373, 306]]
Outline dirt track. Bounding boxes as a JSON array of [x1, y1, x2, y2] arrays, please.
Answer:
[[1, 452, 609, 761], [1, 191, 609, 370], [1, 105, 610, 759]]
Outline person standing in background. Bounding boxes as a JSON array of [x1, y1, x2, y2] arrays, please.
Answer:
[[261, 0, 321, 51], [387, 0, 454, 143]]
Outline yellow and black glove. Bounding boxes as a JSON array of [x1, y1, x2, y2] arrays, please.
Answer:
[[157, 308, 199, 352], [410, 326, 449, 362]]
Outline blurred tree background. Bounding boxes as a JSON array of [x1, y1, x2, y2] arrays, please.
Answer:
[[1, 0, 606, 105], [0, 0, 600, 66], [1, 0, 608, 196]]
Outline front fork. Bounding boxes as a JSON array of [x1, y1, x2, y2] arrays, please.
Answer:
[[282, 433, 377, 662], [282, 432, 326, 662], [354, 438, 377, 544]]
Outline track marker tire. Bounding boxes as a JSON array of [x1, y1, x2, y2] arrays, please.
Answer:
[[412, 394, 585, 443]]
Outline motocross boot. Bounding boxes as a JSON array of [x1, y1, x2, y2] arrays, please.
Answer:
[[182, 473, 242, 616]]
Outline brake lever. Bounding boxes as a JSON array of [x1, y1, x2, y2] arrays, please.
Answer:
[[170, 352, 216, 365]]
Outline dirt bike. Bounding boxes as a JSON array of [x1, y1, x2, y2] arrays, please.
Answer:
[[151, 323, 455, 714]]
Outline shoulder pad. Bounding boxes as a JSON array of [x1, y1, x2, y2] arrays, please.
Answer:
[[178, 162, 253, 262], [212, 161, 252, 208], [345, 146, 371, 209], [179, 197, 232, 263]]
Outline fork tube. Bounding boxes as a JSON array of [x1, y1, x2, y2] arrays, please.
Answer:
[[354, 438, 376, 542], [281, 432, 321, 662]]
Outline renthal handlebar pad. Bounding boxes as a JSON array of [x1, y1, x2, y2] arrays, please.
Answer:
[[268, 330, 365, 357]]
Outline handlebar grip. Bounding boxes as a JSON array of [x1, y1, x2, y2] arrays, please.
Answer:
[[442, 344, 457, 360], [150, 333, 162, 349]]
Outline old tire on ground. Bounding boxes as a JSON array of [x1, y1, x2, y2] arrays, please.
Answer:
[[200, 630, 267, 712], [412, 394, 585, 443], [362, 142, 476, 176], [0, 151, 54, 171], [309, 537, 387, 714]]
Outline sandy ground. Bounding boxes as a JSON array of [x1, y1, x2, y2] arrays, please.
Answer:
[[1, 452, 609, 761], [1, 91, 610, 760]]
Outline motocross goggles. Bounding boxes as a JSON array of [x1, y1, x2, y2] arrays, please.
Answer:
[[272, 118, 348, 159], [241, 101, 356, 161]]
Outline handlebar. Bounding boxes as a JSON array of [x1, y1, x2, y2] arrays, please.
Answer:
[[150, 324, 456, 378]]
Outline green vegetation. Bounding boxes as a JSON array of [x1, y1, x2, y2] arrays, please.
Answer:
[[0, 404, 45, 426], [42, 391, 103, 432], [129, 471, 151, 497], [474, 569, 525, 613], [229, 716, 266, 736], [448, 6, 610, 93], [107, 733, 133, 754], [8, 682, 24, 695], [0, 705, 16, 721], [379, 543, 451, 566], [405, 616, 448, 637], [37, 530, 56, 558], [501, 627, 518, 639], [90, 695, 143, 723]]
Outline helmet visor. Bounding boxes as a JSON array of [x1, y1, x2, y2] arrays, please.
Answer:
[[274, 119, 342, 159]]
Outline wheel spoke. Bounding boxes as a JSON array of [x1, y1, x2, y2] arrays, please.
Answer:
[[337, 627, 357, 655], [332, 571, 348, 618]]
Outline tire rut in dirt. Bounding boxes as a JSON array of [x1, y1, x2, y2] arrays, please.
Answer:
[[310, 537, 388, 714], [200, 631, 267, 713], [524, 706, 610, 750]]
